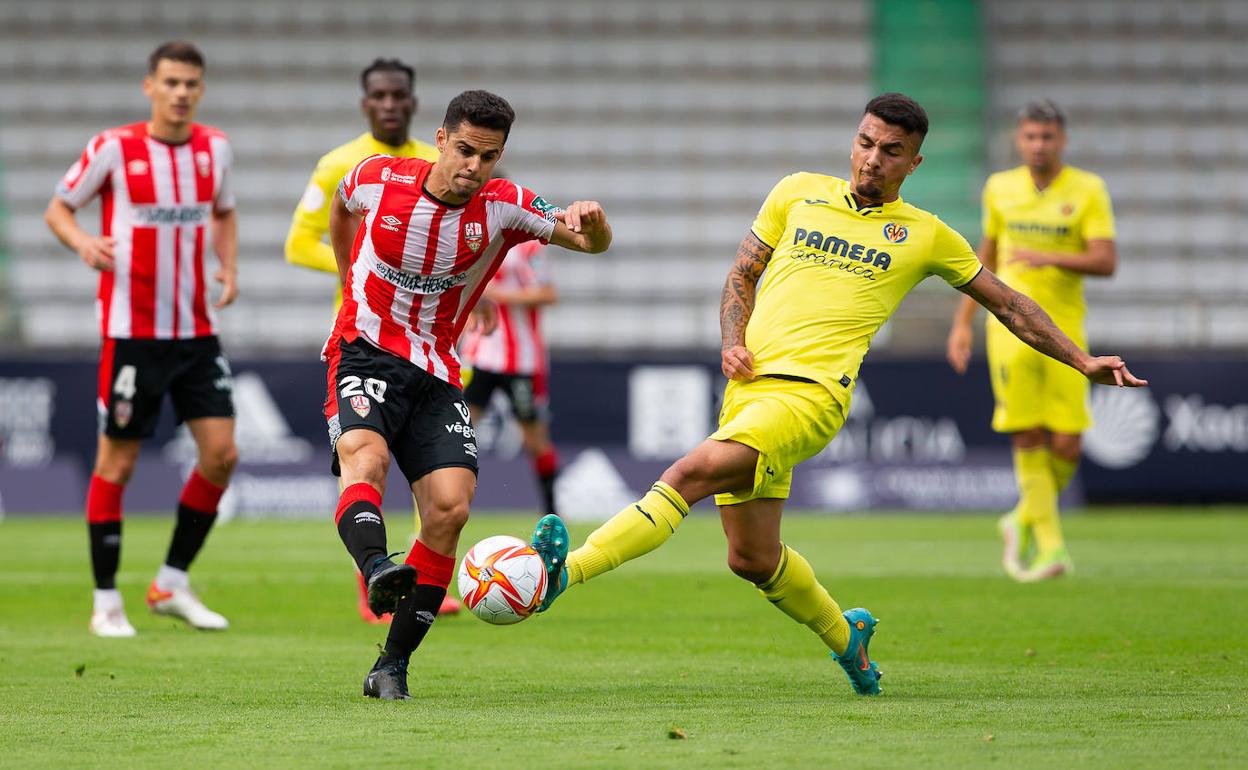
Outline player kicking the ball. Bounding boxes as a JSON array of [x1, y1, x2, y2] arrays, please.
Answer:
[[324, 90, 611, 699], [531, 93, 1146, 696]]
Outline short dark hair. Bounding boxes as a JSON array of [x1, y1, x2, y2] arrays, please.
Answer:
[[442, 90, 516, 140], [148, 40, 204, 74], [1017, 99, 1066, 128], [864, 92, 929, 140], [360, 57, 415, 93]]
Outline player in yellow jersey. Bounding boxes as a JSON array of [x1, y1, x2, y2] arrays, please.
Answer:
[[528, 93, 1145, 696], [947, 100, 1117, 583], [284, 58, 459, 620]]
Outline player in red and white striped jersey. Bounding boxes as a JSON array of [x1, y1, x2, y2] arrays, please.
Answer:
[[45, 41, 239, 638], [462, 240, 562, 517], [326, 90, 611, 700]]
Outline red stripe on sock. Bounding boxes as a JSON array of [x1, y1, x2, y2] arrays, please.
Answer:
[[405, 540, 455, 587], [179, 469, 225, 514], [86, 475, 124, 523], [335, 482, 383, 525], [534, 447, 559, 477]]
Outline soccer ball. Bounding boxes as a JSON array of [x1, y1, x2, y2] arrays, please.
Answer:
[[457, 535, 548, 625]]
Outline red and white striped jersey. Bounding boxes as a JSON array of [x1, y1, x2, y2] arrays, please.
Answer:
[[56, 122, 235, 340], [462, 240, 552, 376], [328, 155, 559, 388]]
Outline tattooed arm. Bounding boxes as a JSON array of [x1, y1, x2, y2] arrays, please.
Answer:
[[958, 268, 1147, 387], [719, 231, 773, 379]]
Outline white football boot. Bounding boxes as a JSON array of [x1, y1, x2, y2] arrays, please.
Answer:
[[146, 582, 230, 630], [89, 590, 137, 637]]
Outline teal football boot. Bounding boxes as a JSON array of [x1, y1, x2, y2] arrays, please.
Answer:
[[832, 608, 882, 695], [530, 514, 569, 612]]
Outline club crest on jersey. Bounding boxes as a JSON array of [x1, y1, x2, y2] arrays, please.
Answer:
[[1061, 204, 1075, 216], [126, 159, 148, 176], [350, 395, 371, 418], [464, 221, 484, 252], [882, 222, 908, 244], [195, 150, 212, 178]]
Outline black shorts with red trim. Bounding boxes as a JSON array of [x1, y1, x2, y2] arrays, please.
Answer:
[[324, 336, 478, 485], [97, 336, 235, 439], [462, 369, 549, 423]]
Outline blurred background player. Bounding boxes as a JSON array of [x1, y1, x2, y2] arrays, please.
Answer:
[[43, 41, 238, 636], [461, 238, 561, 517], [325, 90, 611, 699], [946, 99, 1117, 582], [284, 58, 460, 620], [531, 93, 1144, 696]]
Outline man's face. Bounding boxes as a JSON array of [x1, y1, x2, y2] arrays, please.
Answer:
[[1015, 119, 1066, 173], [143, 59, 205, 128], [850, 113, 923, 202], [362, 71, 416, 145], [434, 122, 506, 199]]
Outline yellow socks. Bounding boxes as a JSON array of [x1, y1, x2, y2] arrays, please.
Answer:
[[757, 544, 850, 655], [1014, 446, 1065, 554], [566, 481, 689, 586], [1051, 453, 1078, 493]]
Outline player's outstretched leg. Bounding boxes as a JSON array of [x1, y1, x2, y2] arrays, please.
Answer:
[[531, 481, 690, 613], [743, 536, 882, 696]]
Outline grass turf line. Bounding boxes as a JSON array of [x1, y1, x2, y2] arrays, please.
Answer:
[[0, 511, 1245, 769]]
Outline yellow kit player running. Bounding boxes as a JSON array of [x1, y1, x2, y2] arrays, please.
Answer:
[[947, 100, 1117, 582], [284, 58, 459, 620], [529, 93, 1145, 696]]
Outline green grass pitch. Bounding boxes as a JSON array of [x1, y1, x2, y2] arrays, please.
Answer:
[[1, 510, 1245, 769]]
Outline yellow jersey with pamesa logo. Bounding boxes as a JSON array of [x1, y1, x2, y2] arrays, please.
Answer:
[[747, 172, 982, 402], [983, 165, 1115, 329]]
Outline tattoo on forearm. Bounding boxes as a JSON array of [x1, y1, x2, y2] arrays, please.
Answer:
[[720, 232, 773, 348]]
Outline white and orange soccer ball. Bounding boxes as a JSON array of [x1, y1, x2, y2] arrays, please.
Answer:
[[457, 535, 548, 625]]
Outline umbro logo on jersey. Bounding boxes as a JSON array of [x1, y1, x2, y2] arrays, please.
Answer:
[[464, 221, 484, 252], [127, 159, 149, 176], [379, 215, 404, 232]]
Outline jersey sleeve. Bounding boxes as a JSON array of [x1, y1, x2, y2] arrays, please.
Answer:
[[212, 135, 236, 212], [54, 133, 119, 209], [980, 177, 1002, 240], [929, 220, 983, 288], [750, 174, 800, 249], [291, 152, 345, 237], [1081, 178, 1116, 241], [497, 183, 560, 244], [337, 154, 392, 215]]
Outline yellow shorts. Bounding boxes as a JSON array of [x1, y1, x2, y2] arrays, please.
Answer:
[[985, 318, 1091, 434], [710, 376, 847, 506]]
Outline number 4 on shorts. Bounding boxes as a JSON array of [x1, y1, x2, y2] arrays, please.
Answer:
[[113, 365, 137, 399]]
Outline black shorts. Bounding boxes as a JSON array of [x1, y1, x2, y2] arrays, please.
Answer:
[[324, 337, 478, 484], [97, 336, 235, 439], [462, 369, 548, 423]]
